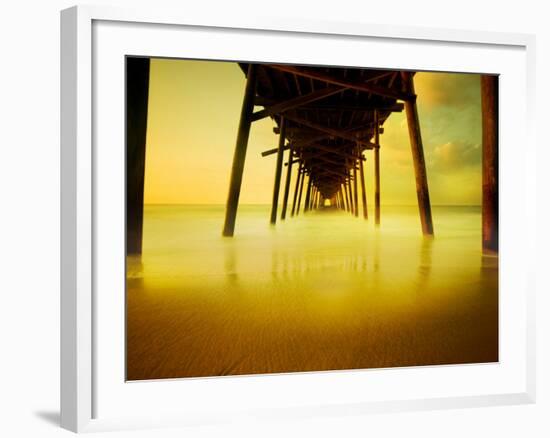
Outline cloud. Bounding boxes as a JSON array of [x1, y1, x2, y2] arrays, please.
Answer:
[[428, 141, 481, 172], [415, 72, 481, 110]]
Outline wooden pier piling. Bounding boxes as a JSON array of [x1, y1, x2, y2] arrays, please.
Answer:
[[291, 161, 302, 217], [223, 64, 258, 237], [126, 57, 150, 254], [353, 160, 359, 217], [374, 110, 381, 225], [296, 169, 306, 215], [359, 151, 368, 220], [270, 117, 287, 225], [304, 176, 313, 213], [401, 72, 434, 236], [347, 178, 354, 215], [344, 182, 350, 212], [481, 75, 498, 254], [281, 141, 293, 220]]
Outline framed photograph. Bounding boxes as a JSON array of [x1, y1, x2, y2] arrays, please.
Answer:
[[61, 5, 536, 432]]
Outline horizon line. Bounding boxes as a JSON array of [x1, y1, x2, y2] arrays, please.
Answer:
[[143, 203, 482, 207]]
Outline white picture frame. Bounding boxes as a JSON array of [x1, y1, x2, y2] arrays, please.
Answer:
[[60, 4, 536, 433]]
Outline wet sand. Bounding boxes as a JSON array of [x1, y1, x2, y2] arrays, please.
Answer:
[[126, 205, 498, 380]]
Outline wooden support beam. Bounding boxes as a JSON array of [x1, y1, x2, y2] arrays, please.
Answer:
[[251, 85, 345, 121], [297, 102, 404, 113], [291, 132, 331, 150], [270, 117, 287, 225], [281, 140, 294, 220], [359, 152, 368, 220], [353, 158, 359, 217], [308, 164, 349, 179], [347, 179, 354, 215], [343, 183, 350, 212], [304, 175, 313, 213], [126, 57, 150, 254], [402, 72, 434, 236], [313, 186, 318, 210], [261, 144, 290, 157], [374, 111, 381, 225], [343, 188, 347, 210], [223, 64, 258, 237], [269, 117, 384, 159], [269, 65, 415, 101], [314, 191, 318, 210], [291, 161, 302, 216], [341, 188, 346, 210], [300, 143, 365, 161], [481, 75, 499, 254], [301, 154, 344, 167], [285, 114, 377, 150], [290, 122, 380, 153], [296, 168, 306, 216]]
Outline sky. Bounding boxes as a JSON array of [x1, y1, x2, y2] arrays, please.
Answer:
[[143, 58, 482, 206]]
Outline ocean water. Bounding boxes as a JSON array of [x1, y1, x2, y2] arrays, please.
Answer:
[[127, 205, 498, 380]]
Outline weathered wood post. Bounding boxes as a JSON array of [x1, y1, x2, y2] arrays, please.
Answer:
[[223, 64, 258, 237], [291, 161, 302, 216], [317, 188, 320, 209], [281, 143, 294, 219], [359, 149, 368, 220], [270, 117, 287, 225], [401, 72, 434, 236], [481, 75, 499, 254], [127, 57, 150, 254], [353, 159, 359, 217], [347, 177, 354, 215], [310, 186, 317, 211], [374, 110, 381, 226], [344, 181, 351, 212], [304, 176, 313, 213], [296, 168, 306, 216]]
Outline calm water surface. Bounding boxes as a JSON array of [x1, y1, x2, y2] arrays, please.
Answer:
[[127, 205, 498, 380]]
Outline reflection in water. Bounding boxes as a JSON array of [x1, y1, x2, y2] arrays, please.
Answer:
[[223, 240, 238, 284], [416, 237, 433, 291], [126, 205, 498, 380]]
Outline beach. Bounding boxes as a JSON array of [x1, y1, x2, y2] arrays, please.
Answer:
[[126, 205, 498, 380]]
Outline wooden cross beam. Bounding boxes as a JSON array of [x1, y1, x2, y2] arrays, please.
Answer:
[[297, 102, 404, 112], [251, 85, 345, 121], [285, 114, 378, 149], [269, 65, 415, 101], [312, 167, 350, 179], [306, 161, 347, 173], [261, 144, 290, 157], [301, 143, 364, 161], [284, 159, 300, 166], [301, 154, 345, 168], [261, 118, 381, 158]]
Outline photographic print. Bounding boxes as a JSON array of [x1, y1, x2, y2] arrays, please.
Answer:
[[125, 58, 498, 381]]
